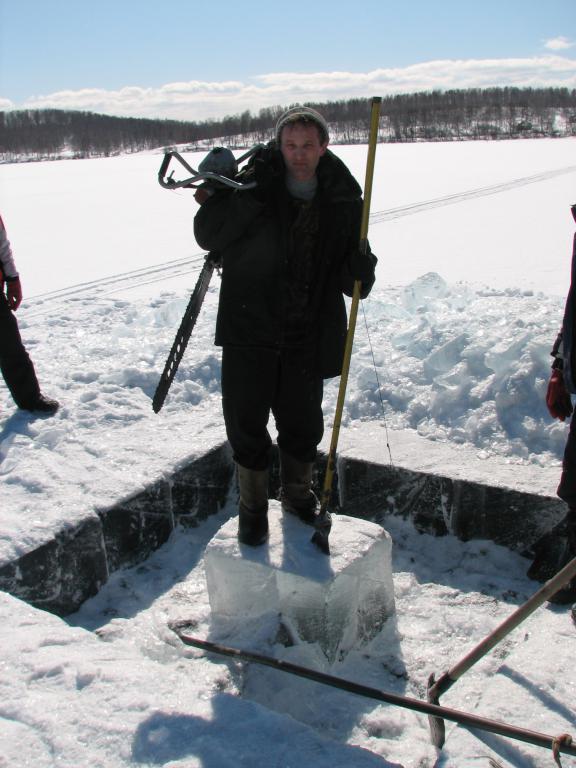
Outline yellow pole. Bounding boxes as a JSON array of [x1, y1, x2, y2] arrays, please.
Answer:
[[312, 96, 382, 553]]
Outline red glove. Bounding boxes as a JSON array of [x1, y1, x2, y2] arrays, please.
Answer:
[[6, 276, 22, 311], [546, 369, 573, 421]]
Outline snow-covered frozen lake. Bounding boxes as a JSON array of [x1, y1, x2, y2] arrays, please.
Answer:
[[0, 136, 575, 767]]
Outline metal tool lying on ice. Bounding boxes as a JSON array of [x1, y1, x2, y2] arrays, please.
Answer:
[[170, 621, 576, 762]]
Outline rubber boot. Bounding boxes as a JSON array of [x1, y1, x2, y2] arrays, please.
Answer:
[[279, 450, 319, 525], [533, 507, 576, 605], [237, 464, 269, 546]]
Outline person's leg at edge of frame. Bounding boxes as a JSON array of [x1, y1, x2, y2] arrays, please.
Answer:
[[0, 291, 41, 408], [558, 413, 576, 547], [0, 291, 60, 415]]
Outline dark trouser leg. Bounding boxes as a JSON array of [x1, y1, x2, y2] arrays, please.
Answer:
[[221, 345, 324, 535], [530, 414, 576, 603], [0, 293, 41, 408], [221, 346, 278, 470], [273, 347, 324, 464], [557, 413, 576, 561], [221, 346, 277, 545], [272, 348, 324, 523], [221, 345, 324, 467], [557, 414, 576, 507]]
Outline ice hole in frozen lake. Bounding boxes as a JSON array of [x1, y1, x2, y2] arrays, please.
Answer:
[[204, 501, 396, 663]]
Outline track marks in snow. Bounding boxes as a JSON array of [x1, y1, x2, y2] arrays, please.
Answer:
[[21, 253, 207, 321], [20, 164, 576, 320], [369, 164, 576, 224]]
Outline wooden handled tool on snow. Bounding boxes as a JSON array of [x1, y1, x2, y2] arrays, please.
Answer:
[[427, 554, 576, 748], [312, 96, 382, 554]]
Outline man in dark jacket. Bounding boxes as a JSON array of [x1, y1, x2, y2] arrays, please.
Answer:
[[194, 106, 377, 545], [539, 202, 576, 602], [547, 205, 576, 504]]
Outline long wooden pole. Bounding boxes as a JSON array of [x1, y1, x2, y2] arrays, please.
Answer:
[[312, 96, 382, 554]]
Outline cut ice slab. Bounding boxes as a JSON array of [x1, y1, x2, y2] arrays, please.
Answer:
[[204, 502, 395, 662]]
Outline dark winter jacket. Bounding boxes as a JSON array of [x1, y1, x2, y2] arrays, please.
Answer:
[[553, 227, 576, 393], [194, 145, 377, 379]]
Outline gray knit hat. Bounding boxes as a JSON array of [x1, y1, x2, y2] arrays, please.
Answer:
[[275, 106, 329, 144]]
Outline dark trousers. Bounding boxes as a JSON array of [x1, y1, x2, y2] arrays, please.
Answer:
[[558, 412, 576, 508], [221, 345, 324, 471], [0, 292, 41, 408]]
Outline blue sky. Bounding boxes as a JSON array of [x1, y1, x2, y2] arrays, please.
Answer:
[[0, 0, 575, 121]]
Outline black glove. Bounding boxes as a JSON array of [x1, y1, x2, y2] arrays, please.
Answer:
[[349, 244, 376, 283], [5, 275, 22, 311], [254, 158, 275, 188], [249, 146, 282, 200]]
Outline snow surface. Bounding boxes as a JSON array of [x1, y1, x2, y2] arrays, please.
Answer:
[[0, 138, 575, 767]]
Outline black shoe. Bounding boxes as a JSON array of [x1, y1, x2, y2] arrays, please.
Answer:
[[22, 394, 60, 415], [238, 502, 269, 546]]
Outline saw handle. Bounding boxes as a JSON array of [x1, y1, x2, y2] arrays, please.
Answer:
[[158, 146, 263, 190]]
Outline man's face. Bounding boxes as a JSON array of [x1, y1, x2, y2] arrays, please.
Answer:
[[280, 122, 328, 182]]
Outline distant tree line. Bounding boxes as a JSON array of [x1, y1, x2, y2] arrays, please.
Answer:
[[1, 87, 575, 161]]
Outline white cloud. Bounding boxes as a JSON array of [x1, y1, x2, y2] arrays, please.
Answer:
[[8, 55, 576, 122], [544, 36, 574, 51]]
